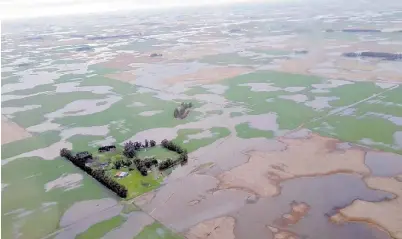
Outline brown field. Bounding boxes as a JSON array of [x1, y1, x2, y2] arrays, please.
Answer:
[[334, 176, 402, 239], [164, 67, 252, 85], [218, 134, 369, 197], [1, 115, 32, 145]]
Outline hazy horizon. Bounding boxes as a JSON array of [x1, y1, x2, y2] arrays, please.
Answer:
[[0, 0, 289, 21]]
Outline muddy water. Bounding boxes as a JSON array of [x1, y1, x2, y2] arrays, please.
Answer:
[[239, 83, 281, 92], [394, 131, 402, 148], [2, 141, 72, 165], [55, 204, 123, 239], [60, 125, 110, 140], [365, 152, 402, 177], [283, 128, 312, 139], [45, 95, 121, 119], [171, 136, 286, 180], [233, 174, 393, 239], [134, 62, 207, 89], [2, 105, 41, 116], [45, 173, 83, 192], [54, 82, 113, 94], [202, 84, 229, 94], [135, 174, 252, 232], [27, 121, 61, 133], [279, 94, 308, 103], [59, 198, 119, 227]]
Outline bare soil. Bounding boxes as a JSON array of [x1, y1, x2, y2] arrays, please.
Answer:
[[164, 67, 251, 85], [1, 115, 32, 145]]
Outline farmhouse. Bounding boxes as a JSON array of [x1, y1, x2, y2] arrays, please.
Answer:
[[115, 172, 128, 178], [75, 151, 93, 162], [98, 145, 116, 153]]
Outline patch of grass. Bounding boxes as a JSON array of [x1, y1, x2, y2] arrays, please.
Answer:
[[134, 222, 184, 239], [82, 76, 136, 95], [173, 127, 231, 153], [381, 85, 402, 104], [121, 203, 138, 214], [355, 101, 402, 117], [308, 115, 401, 153], [3, 91, 105, 127], [235, 123, 274, 139], [1, 131, 60, 159], [325, 82, 384, 107], [108, 168, 162, 199], [76, 216, 125, 239], [230, 112, 244, 117], [1, 157, 107, 239], [54, 90, 204, 143], [184, 86, 209, 96], [137, 146, 179, 160]]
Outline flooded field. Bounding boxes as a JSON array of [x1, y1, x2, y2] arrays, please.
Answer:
[[2, 0, 402, 238]]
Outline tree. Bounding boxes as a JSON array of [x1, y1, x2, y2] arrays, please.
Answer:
[[179, 153, 188, 164], [60, 148, 72, 159], [123, 141, 137, 158], [161, 139, 169, 147], [138, 167, 148, 176], [150, 140, 156, 147], [114, 160, 123, 169], [144, 139, 149, 148], [174, 108, 179, 118], [134, 141, 142, 150], [123, 159, 132, 167], [179, 106, 185, 116], [188, 102, 193, 108]]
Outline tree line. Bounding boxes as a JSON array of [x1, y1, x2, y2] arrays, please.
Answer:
[[123, 139, 156, 158], [60, 148, 128, 198], [159, 139, 188, 170]]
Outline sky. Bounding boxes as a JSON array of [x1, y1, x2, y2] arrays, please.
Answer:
[[0, 0, 272, 20]]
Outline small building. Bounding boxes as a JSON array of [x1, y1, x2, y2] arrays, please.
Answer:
[[98, 145, 116, 153], [76, 151, 93, 162], [115, 172, 128, 178]]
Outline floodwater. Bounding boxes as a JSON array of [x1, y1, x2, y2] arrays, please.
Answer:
[[2, 0, 402, 238], [233, 174, 393, 239], [365, 152, 402, 177]]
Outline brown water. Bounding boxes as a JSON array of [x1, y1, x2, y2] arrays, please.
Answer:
[[232, 173, 393, 239], [365, 151, 402, 177]]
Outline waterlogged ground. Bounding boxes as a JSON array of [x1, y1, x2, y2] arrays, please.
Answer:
[[2, 0, 402, 238]]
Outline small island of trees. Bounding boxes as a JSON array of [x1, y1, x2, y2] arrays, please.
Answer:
[[174, 102, 192, 119], [60, 139, 188, 198]]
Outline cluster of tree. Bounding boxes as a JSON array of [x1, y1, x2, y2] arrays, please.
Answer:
[[113, 158, 133, 170], [60, 148, 127, 198], [159, 139, 188, 170], [132, 157, 158, 176], [174, 102, 193, 119], [123, 140, 156, 158]]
